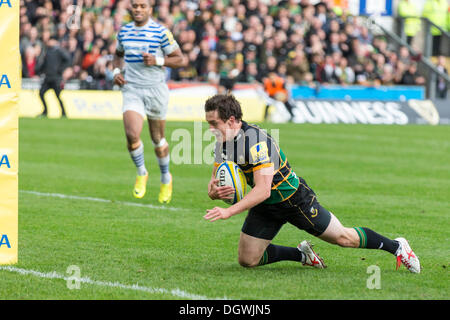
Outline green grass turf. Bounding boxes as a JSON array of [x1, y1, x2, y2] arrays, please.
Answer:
[[1, 118, 449, 300]]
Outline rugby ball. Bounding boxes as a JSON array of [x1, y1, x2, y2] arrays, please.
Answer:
[[215, 161, 247, 205]]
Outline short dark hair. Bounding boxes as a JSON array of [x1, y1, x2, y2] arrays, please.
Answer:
[[204, 94, 243, 122], [131, 0, 153, 6]]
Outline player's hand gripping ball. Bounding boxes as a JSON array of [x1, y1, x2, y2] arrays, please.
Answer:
[[215, 161, 247, 205]]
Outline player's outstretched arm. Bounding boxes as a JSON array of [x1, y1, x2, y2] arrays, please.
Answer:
[[204, 165, 273, 222]]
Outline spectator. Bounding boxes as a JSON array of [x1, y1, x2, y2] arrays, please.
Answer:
[[223, 7, 238, 34], [400, 63, 426, 86], [20, 26, 42, 54], [19, 0, 441, 90], [319, 55, 337, 84], [334, 57, 355, 85], [263, 72, 295, 121], [217, 38, 244, 93], [286, 50, 310, 84], [260, 38, 276, 67], [435, 55, 448, 98], [171, 50, 199, 81], [394, 60, 408, 84], [260, 55, 279, 79], [398, 0, 421, 45], [356, 61, 381, 87], [82, 44, 101, 75], [36, 36, 71, 117], [202, 22, 219, 51], [66, 36, 82, 70], [381, 64, 396, 85], [357, 26, 373, 46], [195, 39, 213, 81], [244, 62, 261, 83], [423, 0, 449, 56], [22, 45, 39, 78], [398, 46, 412, 65]]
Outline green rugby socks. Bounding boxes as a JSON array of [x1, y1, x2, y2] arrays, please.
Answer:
[[354, 227, 400, 255]]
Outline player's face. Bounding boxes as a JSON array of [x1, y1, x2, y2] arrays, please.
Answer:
[[131, 0, 152, 26], [206, 110, 235, 142]]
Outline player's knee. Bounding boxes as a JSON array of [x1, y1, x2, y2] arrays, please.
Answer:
[[238, 255, 259, 268], [125, 128, 140, 144], [153, 138, 168, 156]]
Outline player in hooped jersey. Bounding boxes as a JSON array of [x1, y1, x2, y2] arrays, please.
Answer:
[[204, 94, 420, 273], [113, 0, 187, 203]]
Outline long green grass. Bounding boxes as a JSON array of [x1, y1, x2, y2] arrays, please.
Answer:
[[1, 118, 449, 299]]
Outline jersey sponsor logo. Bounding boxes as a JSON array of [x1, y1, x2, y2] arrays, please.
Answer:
[[165, 30, 175, 45], [250, 141, 269, 164]]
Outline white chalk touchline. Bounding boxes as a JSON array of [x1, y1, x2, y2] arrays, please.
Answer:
[[0, 266, 228, 300], [20, 190, 182, 211]]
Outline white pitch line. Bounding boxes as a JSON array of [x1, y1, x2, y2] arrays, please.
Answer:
[[0, 266, 228, 300], [20, 190, 181, 211]]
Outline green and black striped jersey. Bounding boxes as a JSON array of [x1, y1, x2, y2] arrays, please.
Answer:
[[214, 121, 299, 204]]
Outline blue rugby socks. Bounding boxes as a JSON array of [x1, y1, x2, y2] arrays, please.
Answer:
[[157, 154, 171, 184], [130, 142, 147, 176]]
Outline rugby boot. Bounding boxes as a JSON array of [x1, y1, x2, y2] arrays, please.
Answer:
[[158, 173, 172, 204], [395, 237, 421, 273], [133, 173, 148, 199], [298, 240, 326, 269]]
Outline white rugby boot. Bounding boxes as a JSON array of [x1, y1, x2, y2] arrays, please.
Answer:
[[395, 237, 421, 273], [298, 240, 326, 269]]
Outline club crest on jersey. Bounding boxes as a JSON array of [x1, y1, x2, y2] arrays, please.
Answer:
[[250, 141, 269, 164], [310, 206, 318, 218]]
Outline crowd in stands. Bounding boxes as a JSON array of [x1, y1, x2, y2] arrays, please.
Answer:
[[19, 0, 445, 90]]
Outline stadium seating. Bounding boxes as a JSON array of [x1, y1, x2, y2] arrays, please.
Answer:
[[19, 0, 449, 92]]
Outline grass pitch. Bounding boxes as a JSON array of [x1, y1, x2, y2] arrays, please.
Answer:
[[1, 118, 449, 300]]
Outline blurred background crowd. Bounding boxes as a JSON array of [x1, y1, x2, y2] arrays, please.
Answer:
[[19, 0, 449, 91]]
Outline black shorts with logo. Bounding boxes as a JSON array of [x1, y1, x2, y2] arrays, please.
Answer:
[[241, 178, 332, 240]]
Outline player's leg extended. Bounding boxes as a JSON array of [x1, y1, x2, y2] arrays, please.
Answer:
[[148, 118, 172, 204], [239, 206, 324, 268], [318, 212, 400, 252], [238, 232, 322, 268], [318, 213, 420, 273], [123, 110, 148, 198]]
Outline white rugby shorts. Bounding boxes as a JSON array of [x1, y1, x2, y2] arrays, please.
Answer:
[[122, 83, 169, 120]]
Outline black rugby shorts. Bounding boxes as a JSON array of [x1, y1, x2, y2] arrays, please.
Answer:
[[241, 178, 332, 240]]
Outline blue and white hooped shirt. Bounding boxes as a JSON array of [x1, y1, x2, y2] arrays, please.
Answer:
[[116, 19, 179, 86]]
